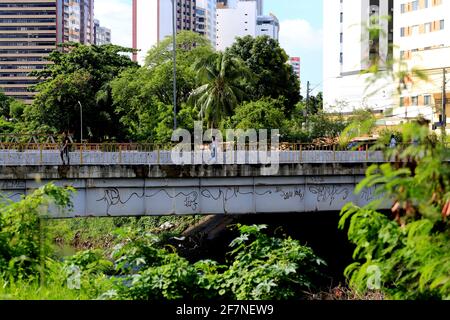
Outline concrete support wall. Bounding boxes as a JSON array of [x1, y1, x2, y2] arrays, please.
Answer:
[[0, 164, 389, 218]]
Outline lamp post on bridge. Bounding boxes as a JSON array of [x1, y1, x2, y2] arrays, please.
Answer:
[[78, 101, 83, 143], [171, 0, 177, 130]]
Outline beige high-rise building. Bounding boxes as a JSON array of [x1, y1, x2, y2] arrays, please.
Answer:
[[0, 0, 94, 104], [393, 0, 450, 128]]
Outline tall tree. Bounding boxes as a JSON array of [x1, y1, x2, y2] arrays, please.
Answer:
[[111, 32, 211, 142], [189, 52, 251, 128], [25, 43, 137, 141], [145, 31, 213, 68], [226, 36, 301, 113]]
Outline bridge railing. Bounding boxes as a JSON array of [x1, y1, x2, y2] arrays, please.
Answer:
[[0, 143, 387, 166]]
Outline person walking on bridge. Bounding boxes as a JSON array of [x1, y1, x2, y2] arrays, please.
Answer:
[[60, 131, 71, 165]]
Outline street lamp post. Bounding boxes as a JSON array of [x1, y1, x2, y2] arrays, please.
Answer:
[[443, 68, 447, 131], [78, 101, 83, 143], [171, 0, 177, 130]]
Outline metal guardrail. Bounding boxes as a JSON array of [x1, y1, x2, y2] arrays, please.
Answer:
[[0, 143, 387, 166]]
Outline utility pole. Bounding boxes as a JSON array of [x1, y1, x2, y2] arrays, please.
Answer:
[[172, 0, 177, 130], [443, 68, 447, 131], [304, 81, 310, 118]]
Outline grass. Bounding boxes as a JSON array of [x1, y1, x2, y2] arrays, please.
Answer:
[[0, 279, 94, 300]]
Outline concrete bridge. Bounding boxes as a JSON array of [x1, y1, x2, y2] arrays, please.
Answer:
[[0, 146, 390, 217]]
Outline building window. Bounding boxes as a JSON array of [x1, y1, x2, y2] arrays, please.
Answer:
[[340, 12, 343, 23], [424, 0, 429, 8], [340, 52, 343, 64], [440, 19, 445, 30], [425, 22, 432, 33], [412, 96, 418, 106], [412, 25, 419, 35], [424, 95, 431, 105], [412, 0, 419, 10], [340, 32, 343, 43], [400, 27, 405, 37], [400, 97, 404, 107], [401, 4, 406, 13]]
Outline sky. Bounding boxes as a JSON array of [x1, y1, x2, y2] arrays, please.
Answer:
[[94, 0, 323, 96]]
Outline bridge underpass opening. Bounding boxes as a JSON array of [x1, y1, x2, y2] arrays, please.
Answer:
[[179, 212, 360, 283]]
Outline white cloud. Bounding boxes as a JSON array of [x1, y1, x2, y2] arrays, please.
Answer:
[[94, 0, 132, 47], [278, 19, 323, 95], [279, 19, 323, 57]]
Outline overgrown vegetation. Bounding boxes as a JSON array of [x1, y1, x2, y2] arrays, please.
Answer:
[[339, 122, 450, 300], [0, 186, 325, 300]]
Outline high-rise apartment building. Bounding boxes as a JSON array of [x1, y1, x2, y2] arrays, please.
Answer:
[[256, 14, 279, 40], [324, 0, 450, 128], [393, 0, 450, 126], [323, 0, 395, 113], [0, 0, 94, 103], [216, 0, 257, 51], [59, 0, 94, 44], [196, 0, 216, 47], [94, 19, 111, 45], [216, 0, 278, 51], [240, 0, 262, 15], [289, 57, 301, 86], [132, 0, 197, 64]]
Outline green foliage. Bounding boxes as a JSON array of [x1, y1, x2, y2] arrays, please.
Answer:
[[0, 117, 16, 134], [0, 91, 12, 118], [0, 259, 110, 300], [189, 52, 251, 128], [112, 32, 212, 142], [0, 184, 74, 279], [339, 122, 450, 300], [145, 31, 213, 68], [226, 36, 301, 113], [9, 100, 26, 121], [25, 44, 137, 141], [284, 102, 348, 142], [232, 97, 286, 130], [64, 249, 113, 274], [110, 224, 325, 301], [220, 225, 326, 300], [0, 185, 324, 300], [339, 109, 377, 146], [0, 92, 26, 133]]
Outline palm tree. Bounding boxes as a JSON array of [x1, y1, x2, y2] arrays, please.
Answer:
[[189, 52, 252, 128]]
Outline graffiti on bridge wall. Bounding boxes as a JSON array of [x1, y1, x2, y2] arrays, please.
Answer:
[[96, 184, 360, 216]]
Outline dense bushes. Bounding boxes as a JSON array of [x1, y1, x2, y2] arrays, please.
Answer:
[[339, 123, 450, 300], [111, 224, 325, 300], [0, 184, 72, 279], [0, 187, 325, 300]]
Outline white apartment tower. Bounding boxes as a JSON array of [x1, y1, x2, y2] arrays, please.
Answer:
[[323, 0, 395, 113], [196, 0, 217, 47], [132, 0, 196, 65], [393, 0, 450, 126], [216, 0, 258, 51], [216, 0, 279, 51], [324, 0, 450, 128]]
